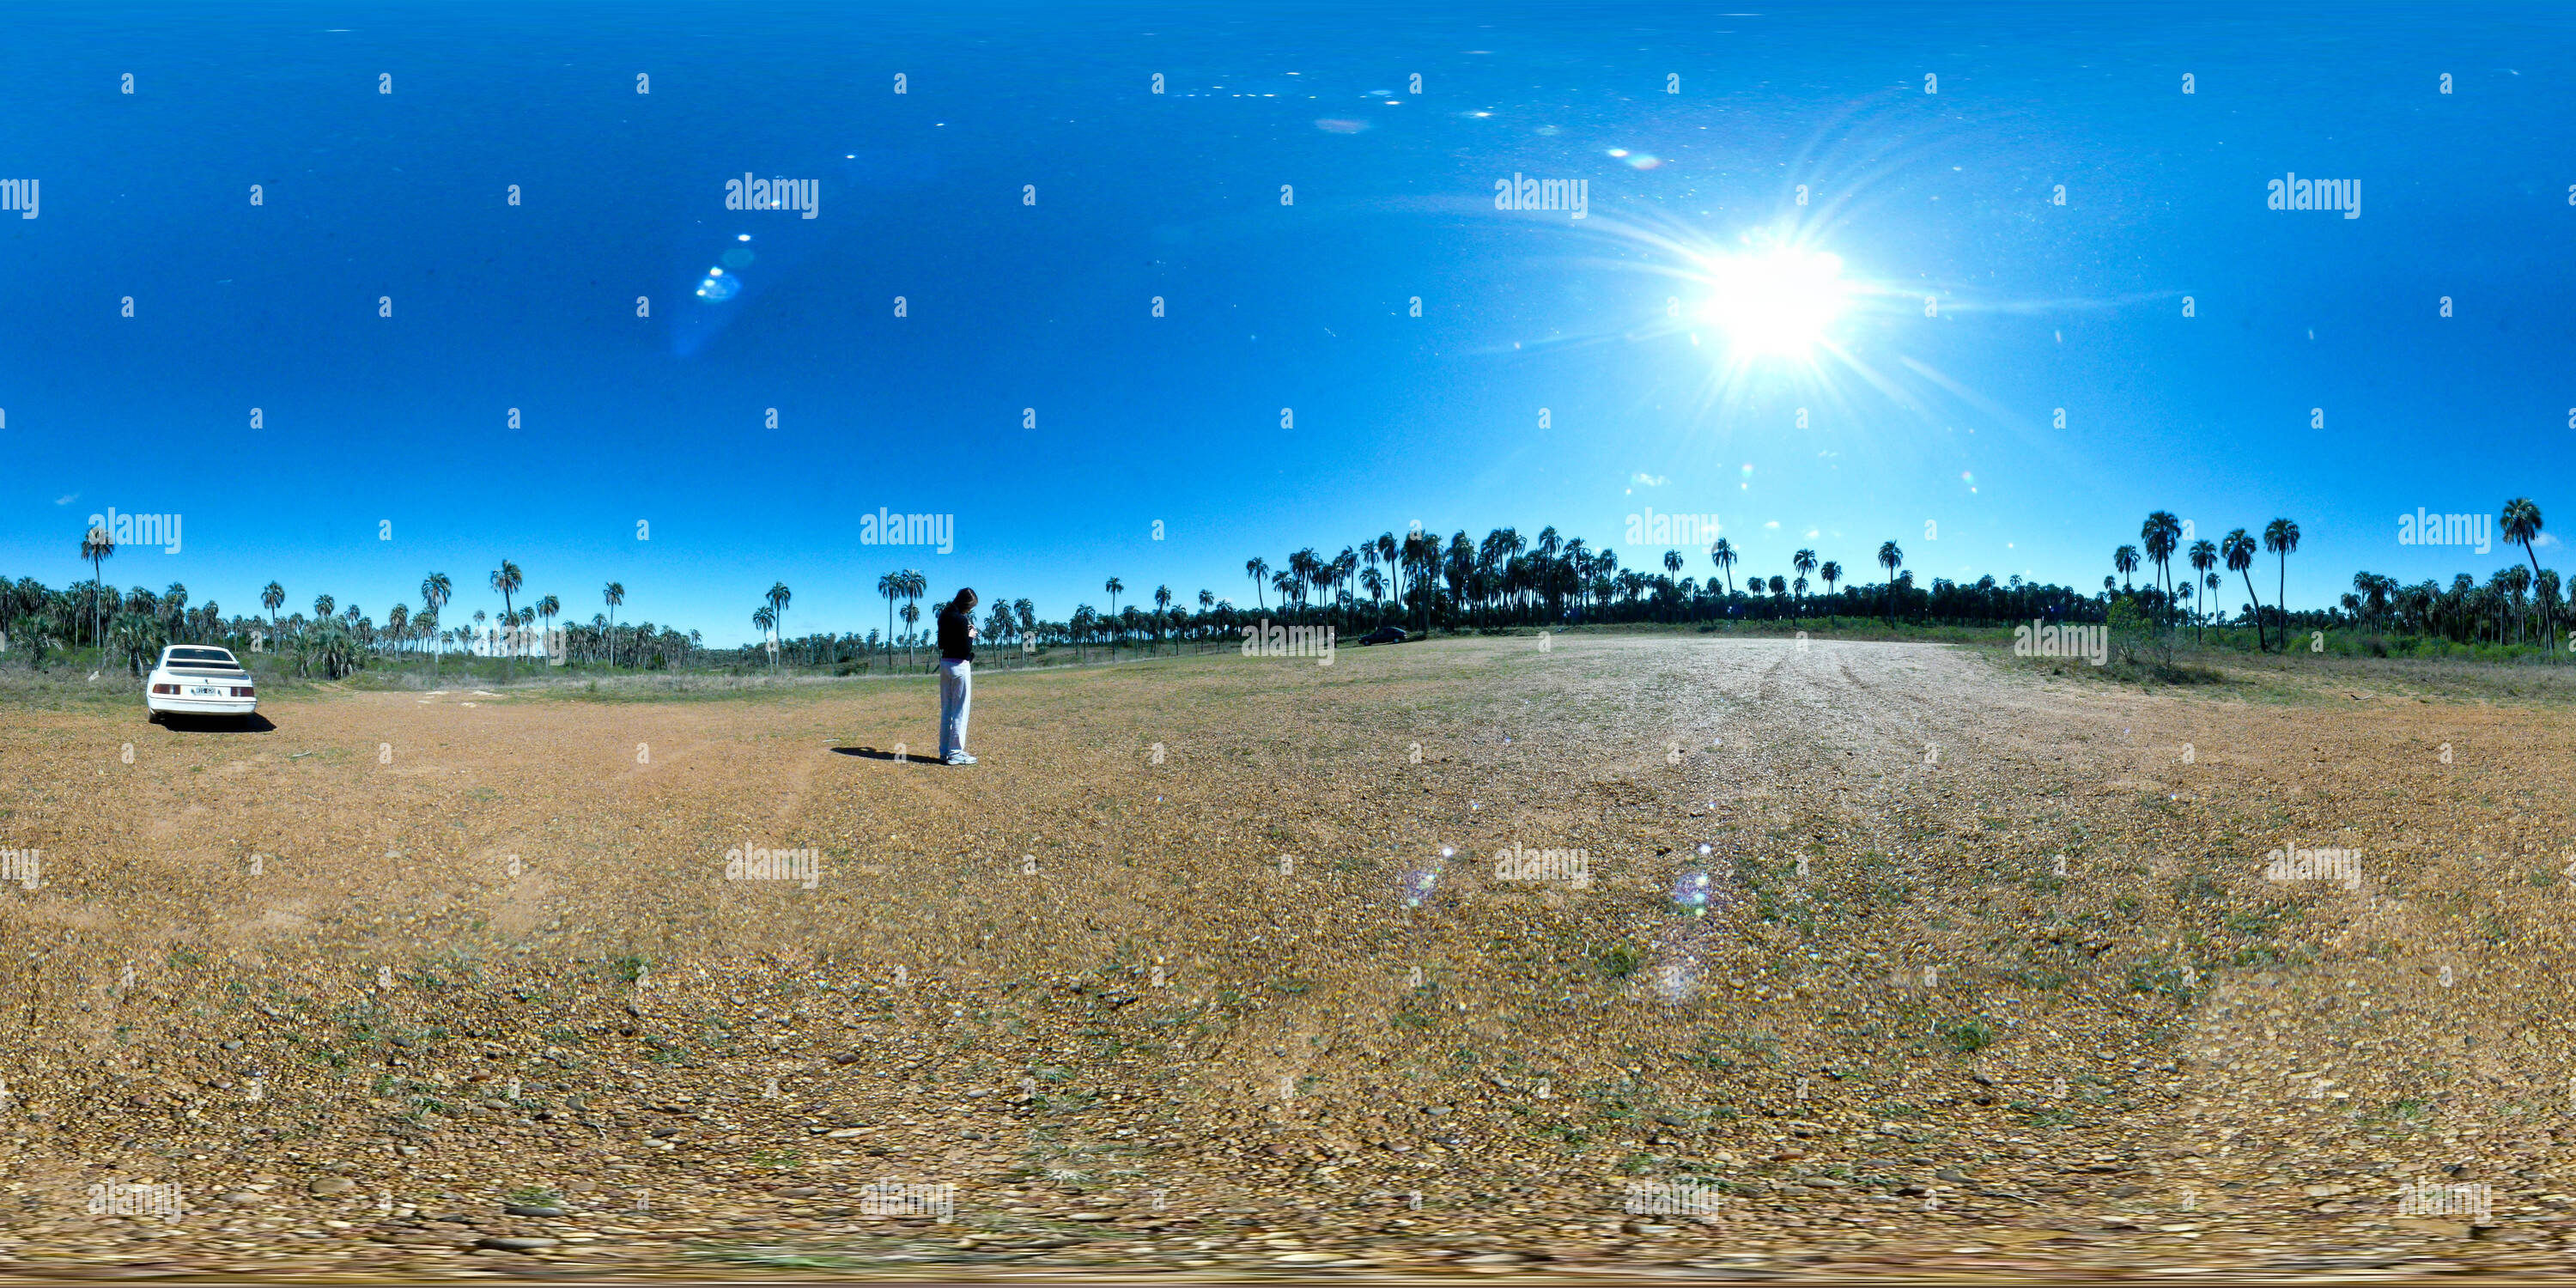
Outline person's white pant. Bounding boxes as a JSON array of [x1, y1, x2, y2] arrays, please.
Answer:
[[937, 659, 973, 759]]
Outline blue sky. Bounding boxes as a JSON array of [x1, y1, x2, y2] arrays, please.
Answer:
[[6, 2, 2575, 643]]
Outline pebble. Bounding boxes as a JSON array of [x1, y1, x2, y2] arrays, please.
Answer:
[[308, 1178, 356, 1197], [476, 1236, 562, 1252]]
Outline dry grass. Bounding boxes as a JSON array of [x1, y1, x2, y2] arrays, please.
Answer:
[[0, 634, 2568, 1275]]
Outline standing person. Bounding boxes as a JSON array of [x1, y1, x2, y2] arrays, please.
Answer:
[[936, 587, 979, 765]]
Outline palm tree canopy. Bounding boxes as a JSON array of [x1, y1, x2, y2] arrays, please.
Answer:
[[2501, 497, 2543, 546], [2221, 529, 2256, 572]]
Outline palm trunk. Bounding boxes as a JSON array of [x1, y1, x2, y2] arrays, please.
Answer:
[[2240, 569, 2266, 653], [2275, 558, 2287, 653]]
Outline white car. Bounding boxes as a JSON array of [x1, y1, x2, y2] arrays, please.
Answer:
[[146, 645, 258, 724]]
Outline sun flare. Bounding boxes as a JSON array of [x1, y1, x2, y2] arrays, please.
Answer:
[[1694, 243, 1850, 358]]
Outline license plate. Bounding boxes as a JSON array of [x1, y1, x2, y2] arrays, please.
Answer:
[[186, 686, 226, 698]]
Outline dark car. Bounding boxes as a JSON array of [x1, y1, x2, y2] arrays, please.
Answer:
[[1358, 625, 1408, 645]]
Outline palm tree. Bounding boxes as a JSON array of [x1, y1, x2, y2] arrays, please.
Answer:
[[2112, 544, 2141, 593], [1710, 538, 1737, 597], [1244, 558, 1269, 612], [877, 572, 905, 669], [490, 560, 523, 681], [898, 570, 928, 668], [80, 524, 115, 652], [2142, 512, 2182, 627], [2262, 518, 2300, 651], [752, 605, 776, 664], [262, 580, 286, 648], [1818, 560, 1842, 626], [313, 593, 334, 624], [535, 594, 560, 660], [2222, 528, 2262, 651], [2502, 498, 2554, 659], [1376, 532, 1401, 617], [2186, 539, 2218, 641], [386, 603, 410, 659], [1104, 578, 1124, 655], [2350, 571, 2393, 634], [1153, 586, 1173, 655], [421, 572, 452, 675], [602, 581, 625, 668], [1791, 549, 1817, 622], [1876, 541, 1904, 623], [2499, 565, 2532, 645], [1069, 605, 1095, 662], [767, 582, 792, 669]]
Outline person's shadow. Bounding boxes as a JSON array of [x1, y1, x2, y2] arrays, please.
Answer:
[[831, 745, 945, 765]]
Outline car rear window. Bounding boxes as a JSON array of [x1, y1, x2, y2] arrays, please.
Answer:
[[167, 649, 239, 665]]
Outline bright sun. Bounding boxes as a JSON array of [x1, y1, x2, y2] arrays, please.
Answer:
[[1695, 244, 1849, 358]]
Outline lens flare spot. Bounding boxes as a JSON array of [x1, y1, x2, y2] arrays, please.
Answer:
[[1674, 871, 1712, 916], [1400, 868, 1441, 908]]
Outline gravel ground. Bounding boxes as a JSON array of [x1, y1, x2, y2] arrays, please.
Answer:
[[0, 633, 2569, 1279]]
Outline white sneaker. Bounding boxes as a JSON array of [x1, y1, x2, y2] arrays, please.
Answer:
[[946, 752, 977, 765]]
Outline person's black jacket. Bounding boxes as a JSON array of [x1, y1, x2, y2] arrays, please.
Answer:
[[938, 606, 975, 662]]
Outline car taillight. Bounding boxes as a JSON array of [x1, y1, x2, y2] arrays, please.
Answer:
[[151, 683, 179, 695], [234, 687, 255, 697]]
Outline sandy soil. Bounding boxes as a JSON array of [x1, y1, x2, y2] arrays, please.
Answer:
[[0, 634, 2569, 1279]]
